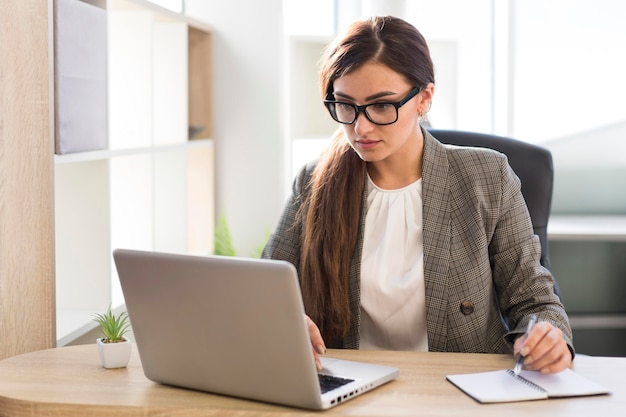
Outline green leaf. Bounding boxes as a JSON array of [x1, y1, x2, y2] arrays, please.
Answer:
[[214, 215, 236, 256], [93, 305, 130, 343]]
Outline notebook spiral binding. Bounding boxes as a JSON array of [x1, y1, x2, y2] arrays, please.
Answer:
[[505, 369, 548, 393]]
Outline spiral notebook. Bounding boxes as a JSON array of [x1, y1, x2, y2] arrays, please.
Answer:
[[446, 368, 610, 403]]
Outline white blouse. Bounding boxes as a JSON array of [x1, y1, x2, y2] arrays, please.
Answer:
[[359, 175, 428, 351]]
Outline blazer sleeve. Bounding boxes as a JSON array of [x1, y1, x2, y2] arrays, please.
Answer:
[[487, 154, 574, 352], [261, 161, 316, 270]]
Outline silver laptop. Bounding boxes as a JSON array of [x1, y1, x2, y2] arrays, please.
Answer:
[[113, 248, 398, 410]]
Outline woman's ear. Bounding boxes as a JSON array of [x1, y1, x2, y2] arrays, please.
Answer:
[[418, 82, 435, 115]]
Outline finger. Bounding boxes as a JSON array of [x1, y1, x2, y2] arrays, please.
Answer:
[[522, 325, 572, 372], [517, 321, 551, 358], [513, 335, 525, 357], [538, 349, 572, 374], [305, 315, 326, 370], [526, 344, 571, 374], [306, 315, 326, 354], [523, 323, 561, 363]]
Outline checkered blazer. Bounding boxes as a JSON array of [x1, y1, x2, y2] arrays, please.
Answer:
[[263, 129, 573, 354]]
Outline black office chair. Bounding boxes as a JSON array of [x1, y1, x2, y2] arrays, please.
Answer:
[[428, 128, 561, 298]]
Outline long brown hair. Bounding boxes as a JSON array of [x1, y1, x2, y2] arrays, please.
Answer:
[[298, 16, 435, 343]]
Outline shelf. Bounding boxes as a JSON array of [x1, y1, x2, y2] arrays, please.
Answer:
[[54, 138, 213, 164], [570, 314, 626, 330], [54, 0, 214, 346], [57, 310, 100, 347], [55, 142, 215, 342], [112, 0, 212, 32], [57, 304, 131, 346], [548, 215, 626, 241]]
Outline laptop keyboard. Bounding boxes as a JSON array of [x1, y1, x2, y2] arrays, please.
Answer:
[[318, 374, 355, 394]]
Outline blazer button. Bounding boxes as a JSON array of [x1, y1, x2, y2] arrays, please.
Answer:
[[460, 301, 474, 315]]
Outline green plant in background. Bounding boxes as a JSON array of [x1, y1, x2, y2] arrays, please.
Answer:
[[214, 214, 236, 256], [92, 305, 131, 343]]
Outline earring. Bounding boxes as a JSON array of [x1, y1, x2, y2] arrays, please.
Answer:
[[418, 104, 431, 127]]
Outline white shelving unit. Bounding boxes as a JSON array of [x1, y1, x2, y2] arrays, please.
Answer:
[[54, 0, 214, 346], [548, 215, 626, 356]]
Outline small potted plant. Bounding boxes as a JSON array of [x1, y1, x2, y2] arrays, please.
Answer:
[[93, 305, 132, 369]]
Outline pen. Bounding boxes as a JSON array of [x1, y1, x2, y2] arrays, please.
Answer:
[[513, 313, 538, 376]]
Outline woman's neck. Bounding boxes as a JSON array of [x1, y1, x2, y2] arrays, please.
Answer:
[[367, 133, 424, 190]]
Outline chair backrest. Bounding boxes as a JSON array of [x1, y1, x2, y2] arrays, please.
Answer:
[[429, 128, 560, 297]]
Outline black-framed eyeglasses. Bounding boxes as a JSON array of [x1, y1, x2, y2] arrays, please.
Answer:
[[323, 86, 421, 126]]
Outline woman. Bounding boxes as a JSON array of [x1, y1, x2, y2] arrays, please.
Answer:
[[262, 16, 573, 374]]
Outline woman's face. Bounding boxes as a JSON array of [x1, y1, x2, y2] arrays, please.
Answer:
[[331, 62, 431, 164]]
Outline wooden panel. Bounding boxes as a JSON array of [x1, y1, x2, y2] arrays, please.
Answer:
[[0, 0, 55, 359], [187, 142, 215, 254], [188, 27, 212, 139]]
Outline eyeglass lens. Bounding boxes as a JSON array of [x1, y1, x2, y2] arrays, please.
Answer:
[[333, 102, 398, 125]]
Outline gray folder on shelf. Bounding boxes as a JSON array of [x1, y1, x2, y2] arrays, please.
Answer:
[[55, 0, 108, 154]]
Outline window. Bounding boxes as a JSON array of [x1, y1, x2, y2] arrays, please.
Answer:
[[284, 0, 626, 214]]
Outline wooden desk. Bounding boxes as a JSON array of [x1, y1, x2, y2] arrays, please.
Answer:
[[0, 345, 623, 417]]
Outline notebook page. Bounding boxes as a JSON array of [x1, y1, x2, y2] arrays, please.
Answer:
[[446, 370, 547, 403], [519, 368, 610, 398]]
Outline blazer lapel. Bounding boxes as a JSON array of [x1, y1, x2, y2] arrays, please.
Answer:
[[421, 131, 452, 352]]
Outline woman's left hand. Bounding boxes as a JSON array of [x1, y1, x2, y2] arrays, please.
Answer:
[[513, 320, 572, 374]]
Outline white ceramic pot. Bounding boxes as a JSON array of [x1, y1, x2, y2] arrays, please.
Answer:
[[96, 338, 132, 369]]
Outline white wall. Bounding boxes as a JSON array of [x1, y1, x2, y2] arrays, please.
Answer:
[[185, 0, 285, 257]]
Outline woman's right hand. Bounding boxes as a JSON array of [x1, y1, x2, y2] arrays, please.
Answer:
[[305, 315, 327, 371]]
